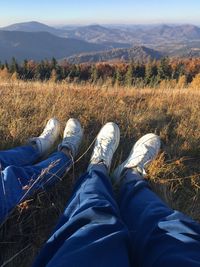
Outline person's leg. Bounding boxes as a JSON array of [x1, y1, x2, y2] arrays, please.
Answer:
[[33, 123, 131, 267], [0, 150, 72, 225], [0, 118, 83, 225], [33, 165, 131, 267], [120, 171, 200, 267], [0, 118, 61, 170], [0, 145, 40, 170], [114, 133, 200, 267]]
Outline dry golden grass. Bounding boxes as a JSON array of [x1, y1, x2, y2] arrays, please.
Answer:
[[0, 80, 200, 266]]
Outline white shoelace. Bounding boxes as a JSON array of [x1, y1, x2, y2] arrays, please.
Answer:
[[92, 136, 114, 166], [41, 128, 55, 141]]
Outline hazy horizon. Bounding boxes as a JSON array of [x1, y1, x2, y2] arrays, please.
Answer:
[[1, 21, 200, 29], [1, 0, 200, 27]]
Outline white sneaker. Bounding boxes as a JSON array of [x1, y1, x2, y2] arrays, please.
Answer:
[[58, 118, 83, 157], [88, 122, 120, 171], [29, 118, 61, 156], [113, 133, 161, 183]]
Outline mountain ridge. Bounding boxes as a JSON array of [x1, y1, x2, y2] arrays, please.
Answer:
[[1, 21, 200, 61], [66, 46, 163, 64], [1, 21, 58, 33], [2, 21, 200, 43], [0, 30, 112, 61]]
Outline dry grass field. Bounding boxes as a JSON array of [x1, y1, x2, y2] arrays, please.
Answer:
[[0, 80, 200, 266]]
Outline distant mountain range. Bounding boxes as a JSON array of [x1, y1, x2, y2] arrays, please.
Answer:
[[0, 30, 130, 61], [66, 46, 163, 64], [1, 21, 200, 62]]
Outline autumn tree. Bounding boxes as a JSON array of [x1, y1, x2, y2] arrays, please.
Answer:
[[9, 57, 19, 74], [145, 60, 158, 86], [125, 63, 134, 87], [157, 57, 172, 81]]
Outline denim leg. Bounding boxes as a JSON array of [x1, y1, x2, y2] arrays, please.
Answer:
[[119, 169, 200, 267], [33, 164, 131, 267], [0, 151, 72, 225], [0, 145, 41, 170]]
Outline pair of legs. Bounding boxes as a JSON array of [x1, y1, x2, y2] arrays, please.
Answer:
[[0, 118, 83, 225], [0, 145, 72, 225], [1, 118, 200, 266], [33, 166, 200, 266], [33, 121, 200, 266]]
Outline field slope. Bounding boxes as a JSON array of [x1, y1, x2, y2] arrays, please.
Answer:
[[0, 81, 200, 266]]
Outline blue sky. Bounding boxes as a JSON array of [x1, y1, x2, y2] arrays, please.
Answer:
[[1, 0, 200, 26]]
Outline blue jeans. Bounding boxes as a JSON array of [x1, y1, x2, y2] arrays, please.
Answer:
[[33, 165, 200, 267], [0, 145, 72, 225]]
